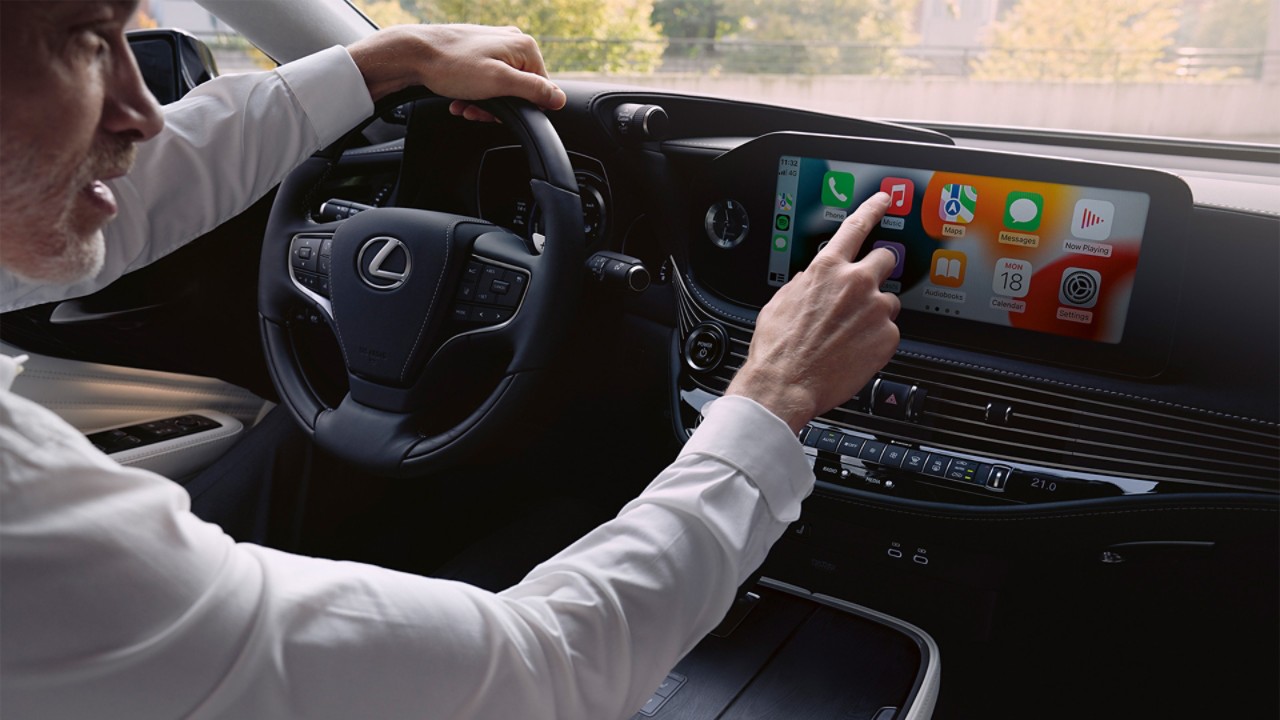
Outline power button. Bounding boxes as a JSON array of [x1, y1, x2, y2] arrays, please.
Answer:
[[684, 322, 728, 372]]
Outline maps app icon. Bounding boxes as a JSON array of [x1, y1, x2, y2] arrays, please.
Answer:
[[777, 192, 795, 213], [939, 184, 978, 224]]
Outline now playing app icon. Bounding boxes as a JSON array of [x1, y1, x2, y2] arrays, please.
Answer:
[[1071, 199, 1115, 241]]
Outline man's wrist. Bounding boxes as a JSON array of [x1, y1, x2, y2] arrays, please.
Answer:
[[725, 366, 816, 435]]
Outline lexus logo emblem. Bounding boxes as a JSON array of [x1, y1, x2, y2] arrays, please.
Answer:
[[358, 236, 412, 290]]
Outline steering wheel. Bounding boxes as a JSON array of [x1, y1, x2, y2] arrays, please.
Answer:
[[259, 91, 585, 477]]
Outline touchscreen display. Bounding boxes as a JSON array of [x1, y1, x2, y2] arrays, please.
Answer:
[[769, 155, 1151, 344]]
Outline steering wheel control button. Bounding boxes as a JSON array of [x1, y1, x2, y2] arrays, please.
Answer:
[[684, 322, 728, 372], [291, 235, 321, 272], [452, 260, 529, 324], [871, 379, 926, 421]]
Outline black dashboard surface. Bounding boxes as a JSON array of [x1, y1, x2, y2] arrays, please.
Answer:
[[181, 79, 1279, 719]]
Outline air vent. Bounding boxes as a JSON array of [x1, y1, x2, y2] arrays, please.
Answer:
[[676, 273, 1279, 492]]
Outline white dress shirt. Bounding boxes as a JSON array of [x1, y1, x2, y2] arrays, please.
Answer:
[[0, 48, 815, 719]]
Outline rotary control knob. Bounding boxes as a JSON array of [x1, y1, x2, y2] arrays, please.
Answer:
[[684, 322, 728, 372], [704, 200, 749, 249], [615, 103, 669, 141]]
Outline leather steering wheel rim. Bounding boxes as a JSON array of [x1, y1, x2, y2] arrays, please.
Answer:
[[258, 90, 584, 477]]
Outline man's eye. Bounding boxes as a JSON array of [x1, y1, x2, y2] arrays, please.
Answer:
[[73, 28, 112, 58]]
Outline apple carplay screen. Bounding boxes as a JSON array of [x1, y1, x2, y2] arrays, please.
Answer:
[[770, 155, 1152, 345]]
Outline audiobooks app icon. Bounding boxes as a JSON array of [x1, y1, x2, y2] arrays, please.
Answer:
[[930, 249, 967, 288]]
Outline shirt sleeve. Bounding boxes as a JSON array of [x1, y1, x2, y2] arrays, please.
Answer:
[[0, 46, 373, 314], [0, 390, 813, 720]]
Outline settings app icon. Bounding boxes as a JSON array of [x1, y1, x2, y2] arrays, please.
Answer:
[[1059, 268, 1102, 309]]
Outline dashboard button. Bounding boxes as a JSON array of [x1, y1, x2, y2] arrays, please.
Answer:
[[872, 379, 925, 421], [881, 445, 908, 468], [903, 449, 929, 472], [815, 430, 843, 452], [814, 457, 845, 483], [684, 323, 727, 372], [946, 458, 982, 483], [837, 435, 865, 457], [801, 426, 821, 448], [859, 440, 887, 464], [923, 454, 952, 478]]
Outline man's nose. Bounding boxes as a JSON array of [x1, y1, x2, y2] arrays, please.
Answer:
[[101, 42, 165, 142]]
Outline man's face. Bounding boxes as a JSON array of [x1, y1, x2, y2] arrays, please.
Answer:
[[0, 1, 163, 284]]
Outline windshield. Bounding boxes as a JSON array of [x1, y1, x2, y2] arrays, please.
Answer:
[[356, 0, 1279, 143], [201, 0, 1280, 143]]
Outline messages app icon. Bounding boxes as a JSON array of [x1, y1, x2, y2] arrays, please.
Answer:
[[1004, 191, 1043, 231], [822, 171, 855, 208]]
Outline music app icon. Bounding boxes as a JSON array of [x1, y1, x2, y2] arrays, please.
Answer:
[[879, 177, 914, 217]]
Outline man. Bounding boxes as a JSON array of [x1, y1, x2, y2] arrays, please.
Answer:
[[0, 2, 900, 718]]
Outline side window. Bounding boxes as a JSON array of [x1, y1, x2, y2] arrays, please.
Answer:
[[131, 0, 273, 75]]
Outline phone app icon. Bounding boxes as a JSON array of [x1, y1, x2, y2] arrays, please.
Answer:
[[873, 241, 907, 279], [1071, 199, 1115, 241], [939, 184, 978, 224], [822, 171, 855, 208], [930, 249, 967, 288], [775, 215, 791, 231], [773, 235, 789, 252], [1004, 191, 1043, 231], [879, 177, 914, 216], [1059, 267, 1101, 308]]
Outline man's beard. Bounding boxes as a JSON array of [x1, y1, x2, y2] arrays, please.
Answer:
[[0, 135, 134, 284]]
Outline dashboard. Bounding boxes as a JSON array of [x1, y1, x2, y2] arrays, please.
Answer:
[[298, 85, 1280, 716], [331, 90, 1277, 507]]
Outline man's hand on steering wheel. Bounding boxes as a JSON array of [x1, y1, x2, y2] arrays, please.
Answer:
[[346, 23, 568, 122]]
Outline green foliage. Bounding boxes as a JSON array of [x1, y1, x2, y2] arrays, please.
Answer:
[[652, 0, 742, 39], [421, 0, 666, 72], [655, 0, 921, 75], [973, 0, 1182, 81]]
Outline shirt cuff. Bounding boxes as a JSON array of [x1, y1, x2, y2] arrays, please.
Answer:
[[276, 45, 375, 147], [679, 395, 813, 516]]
